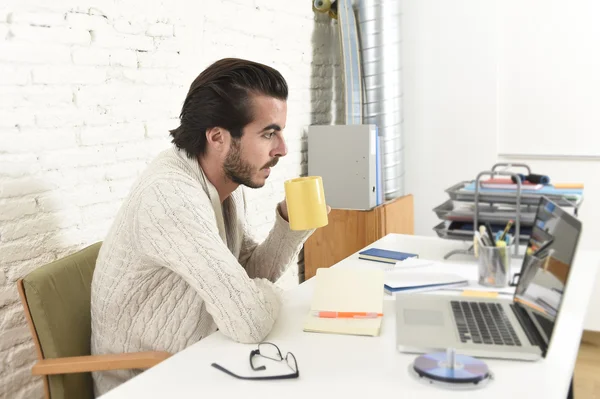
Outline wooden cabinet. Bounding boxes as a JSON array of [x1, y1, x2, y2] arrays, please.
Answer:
[[303, 194, 414, 280]]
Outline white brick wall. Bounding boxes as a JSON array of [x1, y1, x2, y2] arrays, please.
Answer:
[[0, 1, 341, 397]]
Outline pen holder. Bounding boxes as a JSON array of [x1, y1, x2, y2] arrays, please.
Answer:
[[476, 242, 514, 288]]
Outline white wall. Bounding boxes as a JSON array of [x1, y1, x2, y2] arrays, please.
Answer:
[[402, 0, 600, 330], [0, 1, 341, 397], [402, 0, 499, 238], [496, 0, 600, 158]]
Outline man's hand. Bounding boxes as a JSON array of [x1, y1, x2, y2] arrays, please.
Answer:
[[278, 200, 290, 222], [278, 199, 331, 223]]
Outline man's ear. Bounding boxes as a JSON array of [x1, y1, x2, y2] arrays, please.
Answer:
[[205, 127, 229, 152]]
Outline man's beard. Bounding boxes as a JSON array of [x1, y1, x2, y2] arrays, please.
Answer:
[[223, 139, 278, 189]]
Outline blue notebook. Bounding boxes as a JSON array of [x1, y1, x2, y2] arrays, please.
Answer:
[[358, 248, 418, 264]]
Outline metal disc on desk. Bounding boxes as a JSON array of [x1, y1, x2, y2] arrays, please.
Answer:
[[412, 351, 490, 385]]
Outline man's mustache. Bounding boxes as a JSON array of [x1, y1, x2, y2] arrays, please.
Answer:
[[262, 158, 279, 169]]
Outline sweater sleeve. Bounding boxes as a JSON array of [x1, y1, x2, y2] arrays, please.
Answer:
[[133, 177, 282, 344], [238, 197, 314, 282]]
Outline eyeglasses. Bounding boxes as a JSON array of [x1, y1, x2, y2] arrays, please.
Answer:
[[211, 342, 299, 380]]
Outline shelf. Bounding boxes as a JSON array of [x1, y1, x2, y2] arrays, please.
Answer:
[[434, 221, 531, 244], [445, 181, 582, 208], [433, 199, 537, 225], [433, 163, 584, 259]]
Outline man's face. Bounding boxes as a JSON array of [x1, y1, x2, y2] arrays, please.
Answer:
[[224, 95, 288, 189]]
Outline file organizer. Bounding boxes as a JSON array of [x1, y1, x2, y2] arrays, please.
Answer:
[[433, 163, 583, 259], [308, 124, 381, 210]]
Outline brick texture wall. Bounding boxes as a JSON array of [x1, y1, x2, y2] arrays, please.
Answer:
[[0, 0, 342, 397]]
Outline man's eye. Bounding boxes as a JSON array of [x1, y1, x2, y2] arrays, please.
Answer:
[[264, 132, 275, 139]]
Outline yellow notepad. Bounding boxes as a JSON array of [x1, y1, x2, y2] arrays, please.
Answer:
[[303, 268, 384, 337]]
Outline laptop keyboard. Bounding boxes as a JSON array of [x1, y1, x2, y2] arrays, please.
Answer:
[[451, 301, 522, 346]]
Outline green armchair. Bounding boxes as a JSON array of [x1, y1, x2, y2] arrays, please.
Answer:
[[17, 242, 171, 399]]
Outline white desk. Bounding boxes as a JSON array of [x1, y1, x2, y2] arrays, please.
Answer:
[[101, 234, 600, 399]]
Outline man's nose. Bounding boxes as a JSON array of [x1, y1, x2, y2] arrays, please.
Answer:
[[271, 136, 288, 158]]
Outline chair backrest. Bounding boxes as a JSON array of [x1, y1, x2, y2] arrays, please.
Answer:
[[18, 242, 102, 399]]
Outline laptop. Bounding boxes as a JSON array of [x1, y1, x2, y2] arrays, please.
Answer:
[[395, 197, 582, 361]]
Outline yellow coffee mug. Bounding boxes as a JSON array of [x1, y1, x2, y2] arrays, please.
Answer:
[[284, 176, 328, 231]]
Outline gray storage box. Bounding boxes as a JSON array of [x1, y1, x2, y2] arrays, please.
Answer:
[[308, 125, 380, 210]]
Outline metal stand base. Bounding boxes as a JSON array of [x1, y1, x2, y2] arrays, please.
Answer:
[[444, 247, 474, 260]]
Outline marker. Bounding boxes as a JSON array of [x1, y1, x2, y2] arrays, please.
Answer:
[[311, 311, 383, 319], [526, 174, 550, 185], [485, 222, 495, 246], [479, 226, 492, 246], [474, 231, 480, 257]]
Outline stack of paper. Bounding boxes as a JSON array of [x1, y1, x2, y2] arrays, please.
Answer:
[[383, 271, 468, 295], [303, 268, 384, 337]]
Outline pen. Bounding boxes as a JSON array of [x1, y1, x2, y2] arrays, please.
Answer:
[[311, 311, 383, 319], [499, 219, 513, 242]]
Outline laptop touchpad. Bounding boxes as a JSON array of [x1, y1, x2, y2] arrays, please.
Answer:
[[403, 309, 444, 326]]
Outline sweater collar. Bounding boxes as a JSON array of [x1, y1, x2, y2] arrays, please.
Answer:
[[173, 146, 228, 246]]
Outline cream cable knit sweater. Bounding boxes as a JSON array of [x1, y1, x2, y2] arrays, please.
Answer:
[[90, 146, 313, 396]]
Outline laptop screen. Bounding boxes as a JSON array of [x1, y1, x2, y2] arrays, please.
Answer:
[[514, 197, 582, 345]]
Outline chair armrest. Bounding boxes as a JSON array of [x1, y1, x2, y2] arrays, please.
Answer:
[[32, 351, 171, 375]]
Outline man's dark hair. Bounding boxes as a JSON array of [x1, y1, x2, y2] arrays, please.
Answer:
[[170, 58, 288, 159]]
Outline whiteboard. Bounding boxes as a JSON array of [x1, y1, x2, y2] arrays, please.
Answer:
[[497, 0, 600, 157]]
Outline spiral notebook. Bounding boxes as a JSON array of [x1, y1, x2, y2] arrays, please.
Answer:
[[303, 268, 384, 337]]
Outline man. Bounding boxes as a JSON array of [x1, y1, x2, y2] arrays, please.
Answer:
[[90, 58, 322, 395]]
